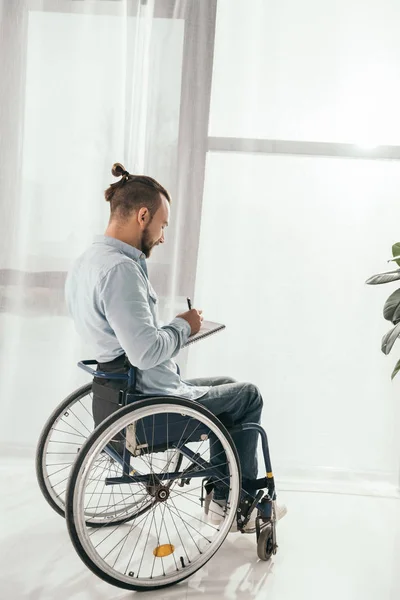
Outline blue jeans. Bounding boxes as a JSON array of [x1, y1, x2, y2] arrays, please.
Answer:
[[185, 377, 263, 501]]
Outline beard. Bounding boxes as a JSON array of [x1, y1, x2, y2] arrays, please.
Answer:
[[141, 226, 157, 258]]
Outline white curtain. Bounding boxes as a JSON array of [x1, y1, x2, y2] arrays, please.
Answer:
[[0, 0, 216, 455]]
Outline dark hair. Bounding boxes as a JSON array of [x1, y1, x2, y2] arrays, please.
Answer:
[[105, 162, 171, 220]]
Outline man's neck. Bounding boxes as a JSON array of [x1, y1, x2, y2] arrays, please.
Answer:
[[104, 226, 142, 252]]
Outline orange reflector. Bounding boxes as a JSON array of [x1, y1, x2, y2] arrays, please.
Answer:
[[153, 544, 175, 558], [267, 472, 274, 478]]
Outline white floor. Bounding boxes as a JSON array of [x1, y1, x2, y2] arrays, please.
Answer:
[[1, 459, 399, 600]]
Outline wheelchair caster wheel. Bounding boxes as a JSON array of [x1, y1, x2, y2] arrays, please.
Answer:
[[257, 524, 276, 561]]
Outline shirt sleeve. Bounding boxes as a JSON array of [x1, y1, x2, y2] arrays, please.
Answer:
[[98, 261, 191, 370]]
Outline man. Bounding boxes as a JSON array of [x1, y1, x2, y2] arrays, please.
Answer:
[[65, 163, 286, 532]]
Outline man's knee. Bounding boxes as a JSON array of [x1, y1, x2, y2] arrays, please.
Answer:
[[220, 376, 237, 385], [243, 382, 263, 410]]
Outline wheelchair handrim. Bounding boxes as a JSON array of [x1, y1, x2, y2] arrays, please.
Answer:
[[69, 401, 241, 589]]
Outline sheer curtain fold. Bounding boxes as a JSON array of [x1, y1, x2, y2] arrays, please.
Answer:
[[0, 0, 214, 455]]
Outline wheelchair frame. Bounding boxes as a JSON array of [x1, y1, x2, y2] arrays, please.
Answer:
[[36, 359, 281, 591]]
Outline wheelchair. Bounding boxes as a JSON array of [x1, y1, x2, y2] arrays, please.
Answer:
[[36, 360, 279, 592]]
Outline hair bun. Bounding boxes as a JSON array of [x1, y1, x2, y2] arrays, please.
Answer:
[[111, 162, 128, 178]]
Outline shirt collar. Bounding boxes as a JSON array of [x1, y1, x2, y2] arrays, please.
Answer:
[[93, 235, 146, 263]]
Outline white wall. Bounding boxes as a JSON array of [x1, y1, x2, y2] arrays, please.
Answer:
[[187, 152, 400, 483], [187, 0, 400, 487]]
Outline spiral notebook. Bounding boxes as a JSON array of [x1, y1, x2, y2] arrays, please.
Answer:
[[183, 320, 226, 347]]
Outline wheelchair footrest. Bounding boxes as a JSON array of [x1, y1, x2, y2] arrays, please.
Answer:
[[237, 490, 264, 531]]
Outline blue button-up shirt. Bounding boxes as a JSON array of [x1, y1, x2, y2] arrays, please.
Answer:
[[65, 235, 210, 400]]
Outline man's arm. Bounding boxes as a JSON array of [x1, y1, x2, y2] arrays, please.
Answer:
[[98, 261, 191, 370]]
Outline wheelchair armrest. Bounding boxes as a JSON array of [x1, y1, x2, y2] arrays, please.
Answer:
[[78, 360, 130, 381]]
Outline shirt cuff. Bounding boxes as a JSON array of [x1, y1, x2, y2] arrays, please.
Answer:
[[171, 316, 192, 341]]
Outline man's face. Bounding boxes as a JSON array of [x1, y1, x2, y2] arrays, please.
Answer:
[[141, 195, 170, 258]]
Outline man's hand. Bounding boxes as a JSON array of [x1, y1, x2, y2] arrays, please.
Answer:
[[177, 309, 203, 335]]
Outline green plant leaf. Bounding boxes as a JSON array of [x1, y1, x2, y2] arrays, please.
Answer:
[[382, 322, 400, 355], [383, 288, 400, 323], [391, 359, 400, 380], [392, 243, 400, 267], [366, 269, 400, 285]]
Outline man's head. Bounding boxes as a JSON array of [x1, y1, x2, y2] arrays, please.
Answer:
[[104, 163, 170, 258]]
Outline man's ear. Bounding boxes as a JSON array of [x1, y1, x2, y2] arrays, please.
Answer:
[[138, 207, 149, 228]]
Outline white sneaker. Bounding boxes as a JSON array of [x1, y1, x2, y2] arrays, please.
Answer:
[[205, 494, 287, 533], [203, 489, 213, 517], [234, 501, 287, 533], [206, 498, 257, 533], [206, 498, 229, 525], [274, 502, 288, 521]]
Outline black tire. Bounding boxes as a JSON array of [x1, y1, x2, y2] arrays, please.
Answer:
[[257, 524, 274, 561], [65, 396, 242, 592], [35, 383, 93, 517]]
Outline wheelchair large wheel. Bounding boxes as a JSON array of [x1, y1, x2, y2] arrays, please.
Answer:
[[35, 385, 182, 525], [66, 397, 241, 592]]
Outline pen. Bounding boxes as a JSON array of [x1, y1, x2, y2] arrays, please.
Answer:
[[187, 297, 192, 310]]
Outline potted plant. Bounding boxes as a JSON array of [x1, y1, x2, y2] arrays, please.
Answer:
[[366, 242, 400, 379]]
